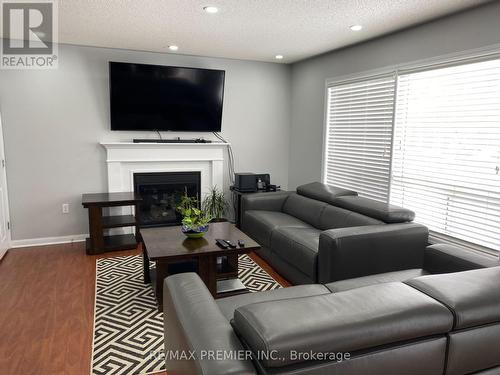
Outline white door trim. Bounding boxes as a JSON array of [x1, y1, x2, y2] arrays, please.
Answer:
[[0, 112, 11, 259]]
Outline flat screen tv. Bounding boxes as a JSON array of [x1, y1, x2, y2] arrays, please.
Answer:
[[109, 62, 225, 131]]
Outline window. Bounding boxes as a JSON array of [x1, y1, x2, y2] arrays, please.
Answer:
[[324, 57, 500, 253], [324, 75, 396, 202], [391, 59, 500, 252]]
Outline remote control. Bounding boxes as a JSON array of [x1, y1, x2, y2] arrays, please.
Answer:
[[216, 239, 229, 249], [238, 240, 245, 247], [225, 240, 237, 248]]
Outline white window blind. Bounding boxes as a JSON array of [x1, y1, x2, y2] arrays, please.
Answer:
[[390, 58, 500, 252], [324, 75, 396, 202]]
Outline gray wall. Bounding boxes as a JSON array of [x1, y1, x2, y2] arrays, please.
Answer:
[[288, 1, 500, 189], [0, 44, 291, 240]]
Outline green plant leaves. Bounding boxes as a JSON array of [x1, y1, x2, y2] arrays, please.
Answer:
[[202, 186, 228, 219], [176, 191, 213, 230]]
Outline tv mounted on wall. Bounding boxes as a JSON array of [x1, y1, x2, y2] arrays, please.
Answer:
[[109, 62, 225, 132]]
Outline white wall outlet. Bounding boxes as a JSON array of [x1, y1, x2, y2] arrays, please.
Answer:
[[62, 203, 69, 214]]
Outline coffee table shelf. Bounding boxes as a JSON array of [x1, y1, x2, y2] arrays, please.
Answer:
[[216, 256, 238, 278], [217, 279, 248, 296]]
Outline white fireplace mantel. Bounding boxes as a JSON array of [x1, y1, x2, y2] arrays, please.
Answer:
[[100, 142, 229, 195]]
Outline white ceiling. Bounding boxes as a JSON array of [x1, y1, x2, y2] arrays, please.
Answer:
[[54, 0, 489, 63]]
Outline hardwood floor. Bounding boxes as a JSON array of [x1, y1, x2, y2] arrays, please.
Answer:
[[0, 242, 289, 375]]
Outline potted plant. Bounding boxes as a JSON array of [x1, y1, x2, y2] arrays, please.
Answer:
[[203, 186, 229, 222], [176, 194, 212, 238]]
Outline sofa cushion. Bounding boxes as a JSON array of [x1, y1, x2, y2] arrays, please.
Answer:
[[326, 268, 428, 292], [216, 284, 330, 320], [271, 227, 321, 279], [282, 193, 327, 228], [333, 196, 415, 223], [406, 267, 500, 330], [318, 205, 384, 230], [242, 210, 312, 248], [296, 182, 357, 204], [233, 282, 453, 368]]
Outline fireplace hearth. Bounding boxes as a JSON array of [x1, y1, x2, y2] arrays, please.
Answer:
[[134, 172, 201, 227]]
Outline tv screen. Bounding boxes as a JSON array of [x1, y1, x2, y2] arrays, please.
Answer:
[[109, 62, 225, 131]]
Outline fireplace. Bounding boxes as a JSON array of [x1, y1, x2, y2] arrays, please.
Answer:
[[134, 171, 201, 228]]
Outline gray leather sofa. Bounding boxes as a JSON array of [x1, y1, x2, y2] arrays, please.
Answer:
[[241, 182, 428, 284], [163, 245, 500, 375]]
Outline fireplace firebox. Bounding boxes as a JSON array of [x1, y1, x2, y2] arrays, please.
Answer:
[[134, 172, 201, 227]]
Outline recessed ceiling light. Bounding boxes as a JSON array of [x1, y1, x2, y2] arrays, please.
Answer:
[[350, 25, 363, 31], [168, 45, 179, 51], [275, 55, 284, 60], [203, 6, 218, 14]]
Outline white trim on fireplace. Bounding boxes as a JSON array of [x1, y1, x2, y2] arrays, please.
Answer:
[[101, 142, 230, 147], [101, 141, 228, 195], [105, 158, 224, 163]]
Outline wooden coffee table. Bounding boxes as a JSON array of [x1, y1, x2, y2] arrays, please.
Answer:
[[140, 222, 260, 310]]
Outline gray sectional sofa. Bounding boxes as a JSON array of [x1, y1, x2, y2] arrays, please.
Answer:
[[241, 182, 428, 284], [162, 182, 500, 375], [163, 245, 500, 375]]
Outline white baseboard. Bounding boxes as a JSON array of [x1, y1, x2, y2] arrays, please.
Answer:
[[10, 234, 88, 248]]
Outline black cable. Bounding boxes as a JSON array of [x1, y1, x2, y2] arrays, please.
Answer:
[[213, 132, 235, 182], [216, 134, 231, 176], [213, 132, 237, 219], [156, 130, 162, 140], [213, 131, 235, 184]]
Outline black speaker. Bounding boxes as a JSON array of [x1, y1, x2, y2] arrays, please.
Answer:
[[234, 173, 270, 192]]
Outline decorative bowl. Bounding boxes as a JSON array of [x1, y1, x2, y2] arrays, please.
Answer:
[[181, 225, 209, 239]]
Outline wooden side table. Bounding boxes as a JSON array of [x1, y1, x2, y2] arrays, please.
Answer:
[[82, 192, 142, 255]]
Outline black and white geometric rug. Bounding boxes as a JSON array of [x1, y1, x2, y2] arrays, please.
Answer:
[[91, 254, 282, 375]]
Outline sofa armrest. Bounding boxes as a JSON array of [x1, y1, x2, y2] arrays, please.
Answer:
[[241, 191, 291, 212], [164, 273, 257, 375], [318, 223, 429, 283], [424, 244, 500, 274]]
